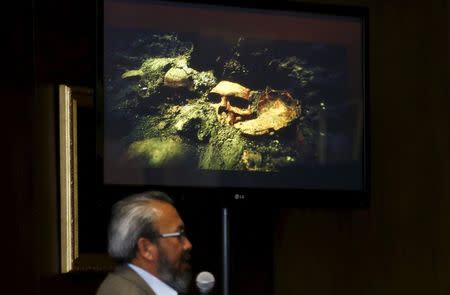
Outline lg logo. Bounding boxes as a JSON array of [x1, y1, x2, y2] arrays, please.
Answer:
[[234, 194, 246, 200]]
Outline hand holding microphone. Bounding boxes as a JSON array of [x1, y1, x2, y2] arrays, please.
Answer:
[[196, 271, 215, 294]]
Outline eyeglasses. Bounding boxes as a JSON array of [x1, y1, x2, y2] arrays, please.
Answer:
[[159, 228, 187, 240]]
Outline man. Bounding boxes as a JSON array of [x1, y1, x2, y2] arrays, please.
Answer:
[[97, 191, 193, 295]]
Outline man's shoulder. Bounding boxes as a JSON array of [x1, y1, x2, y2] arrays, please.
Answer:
[[96, 265, 156, 295]]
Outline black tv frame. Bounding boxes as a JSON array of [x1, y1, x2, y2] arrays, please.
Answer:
[[96, 0, 370, 209]]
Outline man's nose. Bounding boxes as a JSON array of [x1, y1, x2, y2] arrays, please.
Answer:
[[183, 237, 192, 251]]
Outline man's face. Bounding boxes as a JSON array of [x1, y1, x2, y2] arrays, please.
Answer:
[[151, 201, 193, 293]]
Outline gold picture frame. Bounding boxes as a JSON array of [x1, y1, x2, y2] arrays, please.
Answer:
[[59, 85, 115, 273]]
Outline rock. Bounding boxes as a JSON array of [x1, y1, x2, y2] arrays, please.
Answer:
[[164, 67, 192, 88]]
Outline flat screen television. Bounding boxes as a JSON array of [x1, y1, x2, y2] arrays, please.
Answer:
[[99, 0, 369, 207]]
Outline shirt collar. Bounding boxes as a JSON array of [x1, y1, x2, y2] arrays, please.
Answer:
[[128, 263, 178, 295]]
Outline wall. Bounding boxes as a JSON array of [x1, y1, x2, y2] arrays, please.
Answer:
[[274, 0, 449, 294], [5, 1, 37, 294]]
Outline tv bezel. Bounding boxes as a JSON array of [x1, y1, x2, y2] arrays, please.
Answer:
[[96, 0, 370, 208]]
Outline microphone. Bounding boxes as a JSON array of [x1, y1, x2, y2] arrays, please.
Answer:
[[196, 271, 215, 294]]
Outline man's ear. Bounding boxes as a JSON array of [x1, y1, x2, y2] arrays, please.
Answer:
[[136, 237, 157, 262]]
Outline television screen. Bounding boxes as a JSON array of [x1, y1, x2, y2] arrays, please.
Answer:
[[101, 0, 368, 204]]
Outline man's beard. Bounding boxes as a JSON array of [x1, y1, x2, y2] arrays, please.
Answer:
[[156, 246, 192, 294]]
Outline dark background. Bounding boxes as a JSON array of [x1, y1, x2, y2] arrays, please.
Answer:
[[5, 0, 449, 295]]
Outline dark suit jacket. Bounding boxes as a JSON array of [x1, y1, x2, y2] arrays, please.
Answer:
[[96, 265, 156, 295]]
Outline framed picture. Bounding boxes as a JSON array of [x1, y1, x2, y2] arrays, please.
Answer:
[[59, 85, 115, 272]]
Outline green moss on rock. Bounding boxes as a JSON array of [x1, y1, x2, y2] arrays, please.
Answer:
[[199, 127, 246, 170], [174, 102, 218, 142], [121, 69, 144, 78], [127, 137, 188, 167]]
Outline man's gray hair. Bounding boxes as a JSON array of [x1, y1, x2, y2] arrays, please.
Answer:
[[107, 191, 173, 263]]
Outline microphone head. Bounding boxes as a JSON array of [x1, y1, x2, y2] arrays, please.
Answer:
[[196, 271, 215, 294]]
